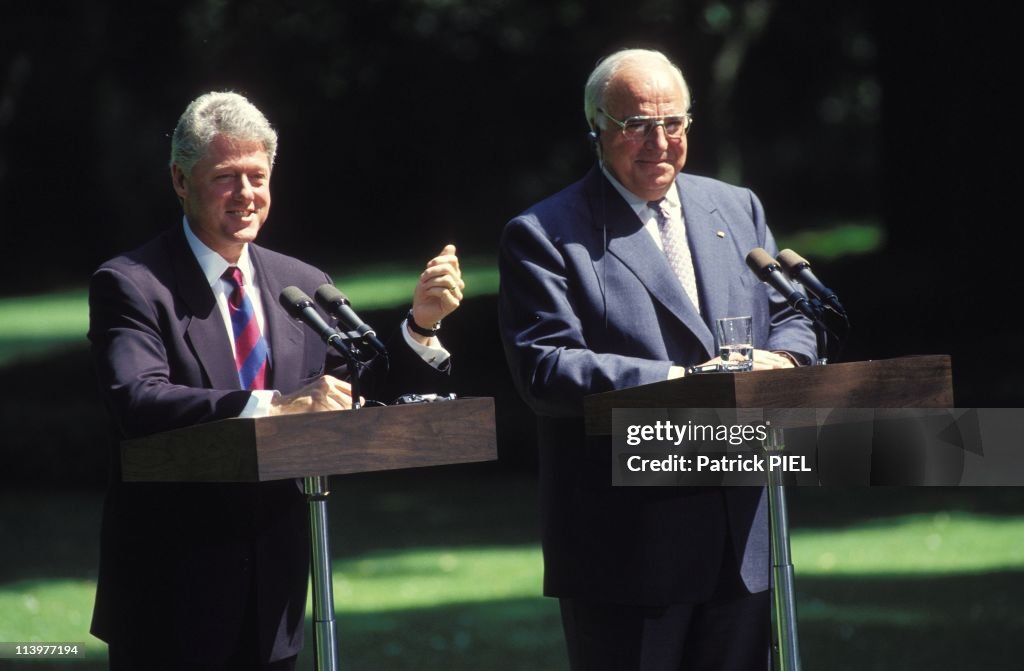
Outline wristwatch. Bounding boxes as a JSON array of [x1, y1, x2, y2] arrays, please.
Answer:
[[406, 309, 441, 337]]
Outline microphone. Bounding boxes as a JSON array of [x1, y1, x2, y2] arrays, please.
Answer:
[[745, 248, 819, 321], [279, 286, 345, 348], [314, 284, 388, 356], [777, 249, 845, 315]]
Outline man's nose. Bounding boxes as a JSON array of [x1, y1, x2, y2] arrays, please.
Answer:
[[235, 175, 254, 199], [644, 124, 670, 150]]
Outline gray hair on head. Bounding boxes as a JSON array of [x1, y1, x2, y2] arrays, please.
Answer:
[[583, 48, 691, 132], [170, 91, 278, 174]]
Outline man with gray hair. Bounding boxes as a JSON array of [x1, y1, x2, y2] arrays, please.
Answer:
[[89, 91, 464, 669], [499, 49, 815, 669]]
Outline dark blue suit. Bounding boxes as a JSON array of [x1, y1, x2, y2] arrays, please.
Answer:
[[89, 226, 442, 665], [499, 167, 816, 607]]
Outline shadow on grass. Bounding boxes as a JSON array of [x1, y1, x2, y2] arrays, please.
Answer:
[[323, 464, 541, 556], [794, 570, 1024, 670], [0, 595, 565, 671], [5, 571, 1022, 670], [0, 464, 540, 582], [297, 597, 565, 671]]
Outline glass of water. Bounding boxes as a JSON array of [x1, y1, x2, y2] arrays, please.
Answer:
[[715, 316, 753, 371]]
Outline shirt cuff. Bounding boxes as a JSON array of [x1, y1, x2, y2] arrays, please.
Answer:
[[400, 319, 452, 371], [239, 389, 280, 418], [668, 365, 688, 380]]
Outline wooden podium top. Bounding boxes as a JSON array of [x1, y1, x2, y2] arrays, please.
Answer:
[[121, 397, 497, 483], [584, 355, 953, 435]]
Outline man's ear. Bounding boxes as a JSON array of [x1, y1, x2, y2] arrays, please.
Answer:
[[171, 163, 188, 200], [587, 121, 601, 158]]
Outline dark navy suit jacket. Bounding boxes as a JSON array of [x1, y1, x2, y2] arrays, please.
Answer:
[[499, 167, 816, 605], [88, 225, 443, 663]]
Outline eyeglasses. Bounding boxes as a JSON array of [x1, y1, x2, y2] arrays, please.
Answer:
[[597, 108, 693, 141]]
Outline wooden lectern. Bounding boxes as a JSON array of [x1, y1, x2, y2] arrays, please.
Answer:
[[121, 397, 497, 671], [121, 396, 498, 483], [583, 356, 953, 671], [584, 355, 953, 435]]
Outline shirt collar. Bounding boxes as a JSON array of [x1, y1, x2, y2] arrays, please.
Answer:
[[599, 164, 681, 219], [182, 217, 256, 287]]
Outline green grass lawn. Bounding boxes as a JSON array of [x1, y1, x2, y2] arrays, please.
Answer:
[[1, 477, 1022, 670], [0, 546, 561, 670], [0, 256, 500, 367]]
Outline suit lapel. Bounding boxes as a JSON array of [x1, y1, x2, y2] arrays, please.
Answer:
[[679, 174, 734, 330], [251, 245, 305, 392], [587, 169, 715, 358], [169, 228, 242, 390]]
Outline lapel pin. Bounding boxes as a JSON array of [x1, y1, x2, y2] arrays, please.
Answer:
[[716, 230, 725, 238]]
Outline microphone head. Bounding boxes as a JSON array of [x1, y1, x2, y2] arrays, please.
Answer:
[[314, 283, 350, 310], [745, 247, 779, 281], [279, 286, 314, 317], [777, 249, 810, 275]]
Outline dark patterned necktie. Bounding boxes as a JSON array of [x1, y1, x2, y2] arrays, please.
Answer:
[[223, 266, 268, 390], [648, 199, 701, 313]]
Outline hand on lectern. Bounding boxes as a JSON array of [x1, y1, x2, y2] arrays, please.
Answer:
[[751, 350, 795, 370], [269, 375, 361, 415], [699, 349, 796, 372]]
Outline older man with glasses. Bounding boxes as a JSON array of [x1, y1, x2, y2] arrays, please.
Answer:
[[499, 49, 816, 670]]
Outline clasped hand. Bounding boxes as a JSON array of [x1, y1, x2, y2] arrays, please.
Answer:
[[269, 375, 356, 415]]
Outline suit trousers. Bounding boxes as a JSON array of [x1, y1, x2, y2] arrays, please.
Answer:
[[559, 591, 770, 671], [106, 570, 298, 671], [558, 529, 770, 671]]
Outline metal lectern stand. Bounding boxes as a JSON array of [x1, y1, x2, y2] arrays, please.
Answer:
[[120, 398, 498, 671], [764, 427, 801, 671], [305, 474, 339, 671]]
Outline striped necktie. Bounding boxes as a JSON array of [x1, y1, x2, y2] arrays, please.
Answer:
[[648, 198, 701, 314], [223, 266, 268, 390]]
